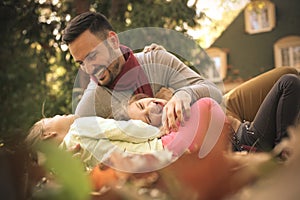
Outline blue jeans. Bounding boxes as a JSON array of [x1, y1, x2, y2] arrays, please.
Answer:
[[239, 74, 300, 151]]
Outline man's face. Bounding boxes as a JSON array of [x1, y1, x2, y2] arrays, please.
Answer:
[[68, 30, 121, 86]]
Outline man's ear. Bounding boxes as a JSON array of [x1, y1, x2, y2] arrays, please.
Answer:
[[107, 31, 119, 49], [41, 131, 57, 140]]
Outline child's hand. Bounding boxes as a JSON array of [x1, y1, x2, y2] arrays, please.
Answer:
[[67, 144, 82, 159]]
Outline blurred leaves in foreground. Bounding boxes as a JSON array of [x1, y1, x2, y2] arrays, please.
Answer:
[[32, 141, 92, 200]]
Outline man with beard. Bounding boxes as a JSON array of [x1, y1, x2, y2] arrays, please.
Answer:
[[62, 11, 222, 133]]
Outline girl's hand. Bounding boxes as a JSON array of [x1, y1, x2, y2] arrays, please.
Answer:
[[67, 143, 81, 154]]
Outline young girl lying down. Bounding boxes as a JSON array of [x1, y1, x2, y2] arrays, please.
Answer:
[[26, 96, 228, 173]]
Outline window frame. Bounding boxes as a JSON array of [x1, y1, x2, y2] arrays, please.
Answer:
[[244, 0, 276, 35], [205, 47, 228, 82], [274, 35, 300, 71]]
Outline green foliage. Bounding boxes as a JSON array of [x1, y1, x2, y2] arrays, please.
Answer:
[[122, 0, 196, 31], [0, 0, 76, 143], [33, 141, 92, 200], [94, 0, 197, 32]]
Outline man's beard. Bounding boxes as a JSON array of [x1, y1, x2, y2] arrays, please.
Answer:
[[106, 58, 121, 85], [103, 43, 123, 86]]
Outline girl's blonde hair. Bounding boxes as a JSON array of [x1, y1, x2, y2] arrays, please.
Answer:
[[23, 120, 45, 164], [25, 120, 44, 148], [114, 93, 150, 121]]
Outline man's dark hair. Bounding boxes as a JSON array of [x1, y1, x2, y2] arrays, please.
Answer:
[[62, 11, 113, 44]]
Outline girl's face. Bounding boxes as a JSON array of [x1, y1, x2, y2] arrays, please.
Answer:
[[41, 114, 77, 144], [127, 98, 167, 127]]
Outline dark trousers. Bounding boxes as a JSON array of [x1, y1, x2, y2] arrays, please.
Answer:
[[224, 67, 299, 122], [240, 74, 300, 151]]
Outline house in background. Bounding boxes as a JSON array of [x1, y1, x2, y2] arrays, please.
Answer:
[[206, 0, 300, 86]]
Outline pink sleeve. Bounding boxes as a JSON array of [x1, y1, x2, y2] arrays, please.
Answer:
[[162, 97, 227, 158], [161, 132, 177, 147]]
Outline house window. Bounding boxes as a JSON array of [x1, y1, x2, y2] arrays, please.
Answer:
[[274, 36, 300, 71], [205, 47, 227, 82], [244, 0, 276, 34]]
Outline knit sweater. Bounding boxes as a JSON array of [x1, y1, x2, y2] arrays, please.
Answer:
[[60, 116, 172, 171], [75, 49, 222, 118]]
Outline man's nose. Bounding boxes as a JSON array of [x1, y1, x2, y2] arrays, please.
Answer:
[[83, 64, 95, 75]]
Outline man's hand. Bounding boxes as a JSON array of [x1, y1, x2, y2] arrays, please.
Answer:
[[162, 91, 191, 133], [143, 43, 166, 53]]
